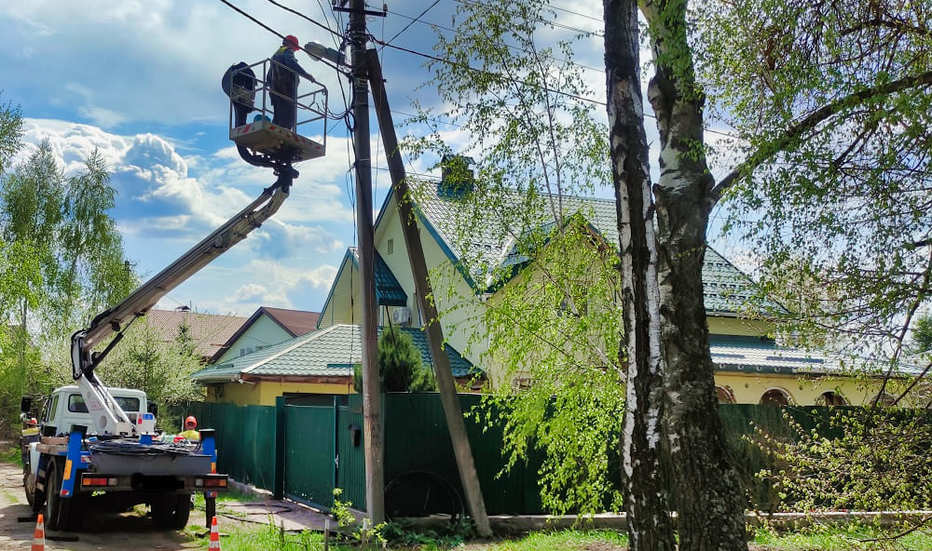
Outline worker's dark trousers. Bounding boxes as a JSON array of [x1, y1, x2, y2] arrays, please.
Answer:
[[233, 103, 251, 127], [271, 93, 297, 131]]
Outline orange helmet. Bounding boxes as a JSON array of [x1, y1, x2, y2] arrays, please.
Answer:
[[184, 415, 197, 429]]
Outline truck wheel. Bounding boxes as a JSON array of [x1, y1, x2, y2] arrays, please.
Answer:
[[152, 494, 192, 530], [44, 460, 78, 531], [23, 473, 35, 507]]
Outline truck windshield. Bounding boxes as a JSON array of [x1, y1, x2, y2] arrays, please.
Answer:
[[68, 394, 141, 413]]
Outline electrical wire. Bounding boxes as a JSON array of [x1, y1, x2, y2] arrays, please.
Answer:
[[452, 0, 604, 38], [221, 0, 739, 139], [218, 0, 345, 76], [384, 8, 604, 74], [373, 37, 606, 106], [261, 0, 344, 39], [384, 0, 441, 47]]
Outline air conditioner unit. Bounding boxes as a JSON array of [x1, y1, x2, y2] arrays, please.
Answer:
[[391, 307, 411, 326]]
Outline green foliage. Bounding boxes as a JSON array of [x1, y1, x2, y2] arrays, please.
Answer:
[[378, 325, 435, 392], [405, 0, 622, 516], [697, 0, 932, 391], [753, 409, 932, 512], [752, 524, 932, 551], [474, 223, 625, 515], [0, 97, 22, 177], [96, 320, 205, 407], [912, 314, 932, 356], [0, 138, 138, 433]]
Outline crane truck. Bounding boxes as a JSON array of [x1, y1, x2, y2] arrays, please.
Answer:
[[19, 54, 329, 531]]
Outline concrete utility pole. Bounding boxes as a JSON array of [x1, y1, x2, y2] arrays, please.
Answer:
[[366, 49, 492, 538], [346, 0, 384, 523]]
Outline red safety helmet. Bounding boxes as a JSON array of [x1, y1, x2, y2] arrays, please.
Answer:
[[283, 35, 301, 51], [184, 415, 197, 429]]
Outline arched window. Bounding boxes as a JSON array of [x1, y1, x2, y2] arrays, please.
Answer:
[[760, 388, 791, 407], [816, 391, 847, 406], [872, 392, 896, 407], [715, 386, 736, 404]]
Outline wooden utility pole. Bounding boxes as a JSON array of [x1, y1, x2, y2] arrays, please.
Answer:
[[366, 49, 492, 537], [347, 0, 384, 523]]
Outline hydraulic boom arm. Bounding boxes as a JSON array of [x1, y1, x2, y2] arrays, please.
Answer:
[[70, 167, 297, 435]]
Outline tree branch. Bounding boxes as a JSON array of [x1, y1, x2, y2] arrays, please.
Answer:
[[710, 70, 932, 203]]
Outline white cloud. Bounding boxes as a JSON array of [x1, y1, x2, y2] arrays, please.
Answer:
[[173, 260, 339, 315]]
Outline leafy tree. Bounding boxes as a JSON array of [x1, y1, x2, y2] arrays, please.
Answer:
[[378, 325, 435, 392], [100, 320, 204, 408], [406, 0, 619, 517], [0, 140, 137, 431], [914, 314, 932, 356], [605, 0, 931, 546], [0, 96, 22, 176]]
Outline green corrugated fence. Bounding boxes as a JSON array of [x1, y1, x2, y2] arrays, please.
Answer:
[[172, 396, 923, 515]]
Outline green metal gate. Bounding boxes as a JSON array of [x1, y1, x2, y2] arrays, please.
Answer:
[[336, 397, 366, 510], [283, 404, 335, 509]]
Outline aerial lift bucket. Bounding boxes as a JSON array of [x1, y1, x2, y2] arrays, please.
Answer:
[[227, 58, 327, 164]]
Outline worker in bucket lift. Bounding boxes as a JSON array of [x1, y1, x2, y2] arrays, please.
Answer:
[[270, 35, 318, 131]]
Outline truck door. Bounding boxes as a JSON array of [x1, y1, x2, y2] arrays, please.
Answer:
[[40, 394, 58, 437]]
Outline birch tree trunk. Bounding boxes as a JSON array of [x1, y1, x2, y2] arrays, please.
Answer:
[[641, 0, 748, 548], [604, 1, 674, 549]]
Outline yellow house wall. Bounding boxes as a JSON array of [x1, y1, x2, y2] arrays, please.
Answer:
[[206, 380, 354, 406], [714, 372, 882, 405], [321, 194, 487, 366], [318, 255, 363, 328]]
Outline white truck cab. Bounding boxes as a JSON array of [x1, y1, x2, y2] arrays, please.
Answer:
[[37, 385, 149, 437]]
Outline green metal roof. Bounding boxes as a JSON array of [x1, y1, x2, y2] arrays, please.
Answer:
[[409, 180, 771, 314], [350, 248, 408, 307], [191, 324, 478, 383]]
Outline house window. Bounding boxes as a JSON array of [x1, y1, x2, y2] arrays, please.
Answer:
[[815, 391, 846, 406], [872, 392, 896, 407], [386, 238, 394, 255], [760, 388, 792, 407], [239, 348, 246, 357], [715, 386, 736, 404]]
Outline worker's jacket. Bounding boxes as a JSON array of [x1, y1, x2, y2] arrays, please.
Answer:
[[270, 46, 313, 98]]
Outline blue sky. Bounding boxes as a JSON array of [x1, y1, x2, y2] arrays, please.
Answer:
[[1, 1, 748, 317]]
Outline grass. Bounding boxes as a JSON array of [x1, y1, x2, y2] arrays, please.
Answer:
[[187, 522, 932, 551], [751, 524, 932, 550], [0, 445, 23, 467], [184, 523, 355, 551]]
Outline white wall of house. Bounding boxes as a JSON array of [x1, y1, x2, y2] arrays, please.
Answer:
[[214, 314, 292, 365]]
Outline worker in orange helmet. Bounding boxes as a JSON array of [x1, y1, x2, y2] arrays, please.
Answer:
[[179, 415, 200, 441], [269, 35, 318, 131]]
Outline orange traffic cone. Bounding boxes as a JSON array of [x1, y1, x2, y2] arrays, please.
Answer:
[[208, 515, 221, 550], [31, 513, 46, 551]]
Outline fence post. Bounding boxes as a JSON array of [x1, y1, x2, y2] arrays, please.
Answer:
[[274, 395, 285, 500]]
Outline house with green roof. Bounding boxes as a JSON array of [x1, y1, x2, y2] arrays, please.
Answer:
[[191, 324, 479, 406], [316, 172, 891, 407]]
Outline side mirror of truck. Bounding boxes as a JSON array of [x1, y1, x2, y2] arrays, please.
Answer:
[[20, 396, 31, 414], [147, 402, 158, 416]]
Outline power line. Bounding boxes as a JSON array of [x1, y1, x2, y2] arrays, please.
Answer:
[[385, 7, 605, 74], [261, 0, 343, 39], [452, 0, 604, 38], [374, 38, 606, 107], [221, 0, 738, 140], [384, 0, 441, 46], [548, 2, 603, 23]]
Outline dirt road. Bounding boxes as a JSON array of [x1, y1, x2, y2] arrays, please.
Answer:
[[0, 461, 200, 550]]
